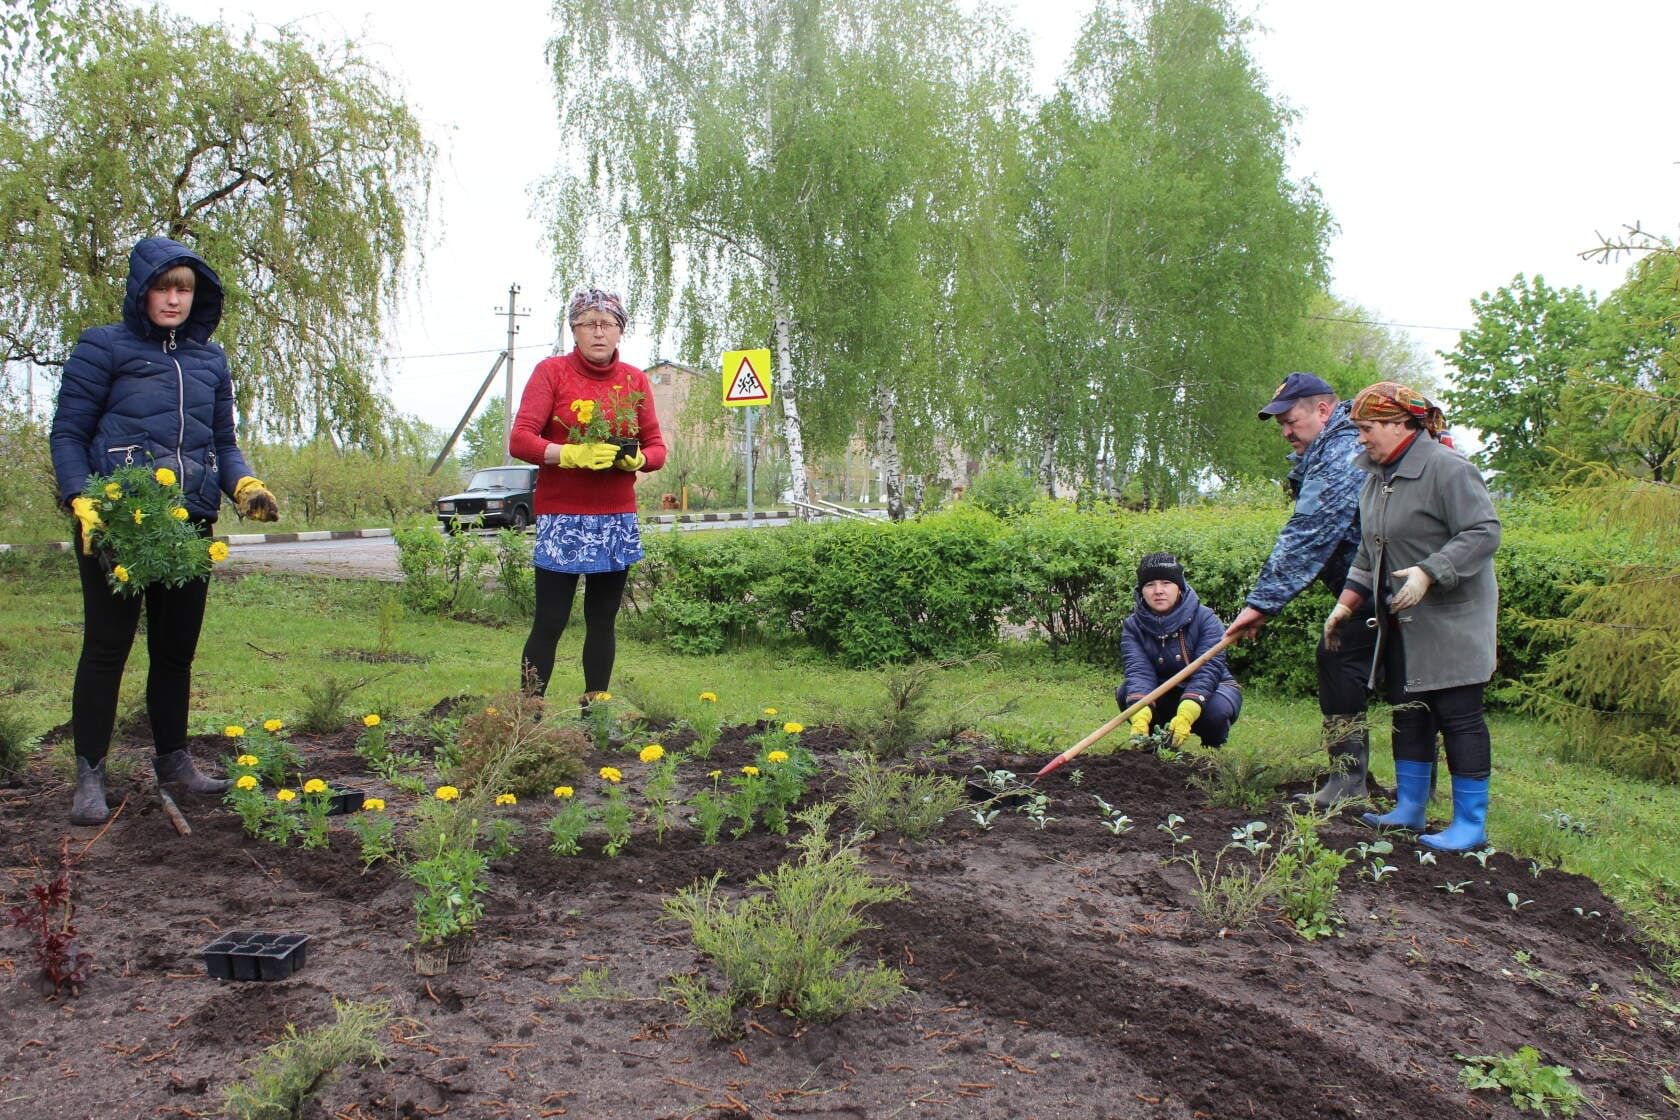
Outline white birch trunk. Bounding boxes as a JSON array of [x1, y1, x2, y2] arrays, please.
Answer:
[[876, 381, 906, 521], [1038, 431, 1057, 499], [769, 271, 810, 517]]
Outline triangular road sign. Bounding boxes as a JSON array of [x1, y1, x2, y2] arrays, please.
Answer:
[[721, 348, 773, 407]]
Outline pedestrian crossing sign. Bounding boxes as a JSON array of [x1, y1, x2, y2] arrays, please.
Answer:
[[721, 348, 773, 407]]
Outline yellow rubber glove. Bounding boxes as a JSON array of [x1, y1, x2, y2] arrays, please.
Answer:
[[614, 449, 647, 472], [557, 442, 618, 470], [1167, 699, 1203, 747], [1128, 708, 1151, 737], [233, 476, 279, 522], [70, 496, 102, 554]]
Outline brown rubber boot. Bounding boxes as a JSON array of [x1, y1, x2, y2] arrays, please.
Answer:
[[70, 757, 110, 826], [154, 750, 231, 797]]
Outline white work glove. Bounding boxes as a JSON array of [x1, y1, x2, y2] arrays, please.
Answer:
[[1388, 566, 1433, 610], [1323, 602, 1353, 652]]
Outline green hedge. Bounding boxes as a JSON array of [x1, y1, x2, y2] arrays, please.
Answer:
[[625, 500, 1619, 702]]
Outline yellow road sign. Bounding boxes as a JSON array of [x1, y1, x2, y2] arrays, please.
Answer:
[[721, 348, 773, 407]]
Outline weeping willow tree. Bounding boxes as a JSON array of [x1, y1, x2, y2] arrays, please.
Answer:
[[1527, 232, 1680, 782]]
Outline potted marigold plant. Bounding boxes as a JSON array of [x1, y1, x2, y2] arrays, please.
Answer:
[[78, 465, 226, 594], [562, 384, 644, 466]]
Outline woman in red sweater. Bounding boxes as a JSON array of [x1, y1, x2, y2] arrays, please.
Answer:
[[509, 289, 665, 701]]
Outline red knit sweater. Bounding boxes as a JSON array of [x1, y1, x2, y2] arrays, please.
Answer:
[[508, 349, 666, 515]]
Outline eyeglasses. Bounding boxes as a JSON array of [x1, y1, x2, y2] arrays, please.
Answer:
[[572, 318, 621, 334]]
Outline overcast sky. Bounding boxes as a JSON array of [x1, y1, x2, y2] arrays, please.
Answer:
[[153, 0, 1678, 433]]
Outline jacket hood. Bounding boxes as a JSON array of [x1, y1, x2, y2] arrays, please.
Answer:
[[123, 236, 224, 344], [1132, 582, 1204, 638]]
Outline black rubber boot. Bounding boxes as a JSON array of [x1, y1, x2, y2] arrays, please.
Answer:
[[70, 757, 110, 826], [1301, 724, 1368, 809], [154, 750, 231, 797]]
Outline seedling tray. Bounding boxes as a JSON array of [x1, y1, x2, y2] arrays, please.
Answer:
[[200, 931, 311, 981], [325, 789, 366, 816]]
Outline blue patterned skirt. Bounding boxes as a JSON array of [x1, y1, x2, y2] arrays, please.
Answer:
[[533, 513, 644, 574]]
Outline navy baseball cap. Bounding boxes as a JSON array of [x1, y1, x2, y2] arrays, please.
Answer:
[[1257, 372, 1336, 419]]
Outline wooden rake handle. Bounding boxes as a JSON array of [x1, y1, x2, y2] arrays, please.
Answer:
[[1033, 632, 1239, 780]]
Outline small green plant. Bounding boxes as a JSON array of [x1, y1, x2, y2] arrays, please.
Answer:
[[1229, 821, 1270, 855], [0, 702, 39, 782], [1021, 792, 1054, 830], [546, 787, 592, 855], [1092, 795, 1134, 835], [298, 779, 335, 849], [557, 966, 637, 1004], [689, 769, 729, 844], [727, 764, 768, 838], [1184, 737, 1323, 811], [1456, 1046, 1584, 1117], [1416, 850, 1437, 865], [483, 807, 523, 861], [449, 691, 588, 797], [970, 806, 999, 831], [1438, 880, 1471, 894], [600, 770, 634, 857], [688, 690, 723, 758], [839, 754, 964, 841], [838, 663, 936, 758], [640, 749, 679, 843], [1185, 846, 1276, 931], [409, 840, 487, 948], [295, 676, 365, 734], [1507, 892, 1534, 912], [345, 804, 397, 871], [1464, 846, 1497, 868], [581, 691, 618, 751], [1157, 812, 1191, 845], [221, 723, 302, 790], [661, 804, 908, 1039], [221, 999, 391, 1120], [1271, 807, 1350, 941]]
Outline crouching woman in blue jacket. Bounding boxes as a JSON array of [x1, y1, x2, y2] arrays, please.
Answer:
[[49, 236, 279, 826], [1119, 553, 1243, 747]]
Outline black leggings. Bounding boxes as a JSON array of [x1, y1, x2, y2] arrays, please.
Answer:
[[520, 567, 630, 696], [1382, 628, 1491, 780], [72, 536, 209, 764]]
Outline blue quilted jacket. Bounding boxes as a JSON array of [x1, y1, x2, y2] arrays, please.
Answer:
[[50, 237, 253, 521], [1245, 399, 1364, 615], [1120, 583, 1236, 705]]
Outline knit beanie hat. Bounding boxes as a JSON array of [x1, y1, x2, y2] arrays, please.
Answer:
[[1136, 552, 1186, 592]]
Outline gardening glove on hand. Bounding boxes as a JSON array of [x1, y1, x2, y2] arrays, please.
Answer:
[[233, 476, 279, 522], [1323, 602, 1353, 651], [69, 496, 102, 554], [1388, 566, 1432, 610], [614, 449, 647, 472], [1167, 699, 1202, 747], [557, 442, 618, 470], [1128, 708, 1152, 737]]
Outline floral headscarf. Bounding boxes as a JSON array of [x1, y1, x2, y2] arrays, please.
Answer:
[[1349, 381, 1446, 437], [567, 288, 627, 330]]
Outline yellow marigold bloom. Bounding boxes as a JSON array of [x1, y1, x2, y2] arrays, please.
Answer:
[[363, 797, 386, 812], [303, 778, 328, 795], [593, 691, 612, 702], [485, 707, 498, 716], [570, 398, 596, 424], [235, 774, 258, 791], [235, 753, 260, 767], [132, 506, 145, 524], [598, 766, 623, 784], [170, 506, 189, 521], [208, 541, 230, 562], [434, 785, 460, 802], [639, 744, 665, 764], [741, 765, 760, 777], [763, 707, 778, 716], [495, 793, 517, 806], [225, 725, 245, 738], [263, 719, 283, 733], [103, 482, 123, 500], [699, 691, 718, 703], [708, 770, 722, 780], [154, 467, 176, 486], [553, 786, 575, 799], [363, 713, 381, 728], [766, 750, 789, 765], [782, 722, 804, 735], [275, 788, 296, 802], [113, 565, 130, 583]]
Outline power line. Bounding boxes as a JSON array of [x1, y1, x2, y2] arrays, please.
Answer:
[[1307, 314, 1469, 334]]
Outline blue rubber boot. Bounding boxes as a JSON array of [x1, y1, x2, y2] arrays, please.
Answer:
[[1419, 775, 1489, 853], [1361, 759, 1432, 831]]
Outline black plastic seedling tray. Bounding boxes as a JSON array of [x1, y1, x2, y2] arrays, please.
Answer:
[[325, 789, 366, 816], [200, 931, 311, 981]]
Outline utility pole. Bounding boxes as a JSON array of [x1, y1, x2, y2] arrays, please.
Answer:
[[495, 284, 528, 464]]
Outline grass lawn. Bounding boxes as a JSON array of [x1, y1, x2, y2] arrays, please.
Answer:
[[3, 554, 1676, 960]]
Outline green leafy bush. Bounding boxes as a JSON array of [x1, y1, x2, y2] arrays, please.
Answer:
[[963, 464, 1037, 519], [394, 525, 494, 616], [1456, 1046, 1584, 1116]]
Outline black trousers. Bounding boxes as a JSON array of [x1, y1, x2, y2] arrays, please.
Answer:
[[1317, 601, 1377, 719], [521, 567, 630, 696], [1381, 627, 1491, 780], [72, 535, 209, 764]]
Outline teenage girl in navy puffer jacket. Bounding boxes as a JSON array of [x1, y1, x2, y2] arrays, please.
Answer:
[[49, 237, 279, 826], [1118, 552, 1243, 747]]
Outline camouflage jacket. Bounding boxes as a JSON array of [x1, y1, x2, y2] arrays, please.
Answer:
[[1246, 400, 1363, 615]]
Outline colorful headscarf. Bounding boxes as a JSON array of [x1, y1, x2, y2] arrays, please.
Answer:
[[567, 288, 627, 330], [1349, 381, 1446, 437]]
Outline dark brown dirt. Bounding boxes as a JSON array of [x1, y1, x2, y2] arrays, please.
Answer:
[[1, 723, 1676, 1120]]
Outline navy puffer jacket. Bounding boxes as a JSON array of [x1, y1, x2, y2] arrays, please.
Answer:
[[1119, 582, 1237, 705], [50, 237, 253, 521]]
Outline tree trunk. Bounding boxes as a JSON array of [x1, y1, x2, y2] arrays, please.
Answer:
[[877, 381, 906, 521], [770, 270, 810, 518], [1038, 431, 1057, 499]]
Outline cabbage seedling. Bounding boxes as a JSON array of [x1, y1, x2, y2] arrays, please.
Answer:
[[1230, 821, 1269, 855], [1157, 813, 1190, 844], [1437, 880, 1471, 894], [1463, 847, 1496, 868]]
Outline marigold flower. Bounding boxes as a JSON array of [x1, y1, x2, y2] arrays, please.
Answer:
[[599, 766, 623, 784], [766, 750, 789, 765], [263, 719, 283, 733], [363, 797, 386, 812], [495, 793, 517, 806], [485, 707, 498, 716], [103, 482, 123, 501], [763, 707, 778, 716], [275, 788, 296, 802], [434, 785, 460, 802], [225, 725, 246, 738], [171, 506, 189, 521], [208, 541, 230, 562], [553, 786, 575, 799], [593, 691, 612, 702], [235, 753, 259, 767], [235, 774, 258, 791], [154, 467, 176, 486], [132, 506, 145, 524], [363, 713, 381, 728], [708, 770, 722, 781], [570, 398, 596, 424], [741, 765, 760, 777], [303, 778, 328, 795], [113, 565, 130, 583], [698, 691, 718, 703], [639, 744, 665, 764], [782, 722, 804, 735]]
